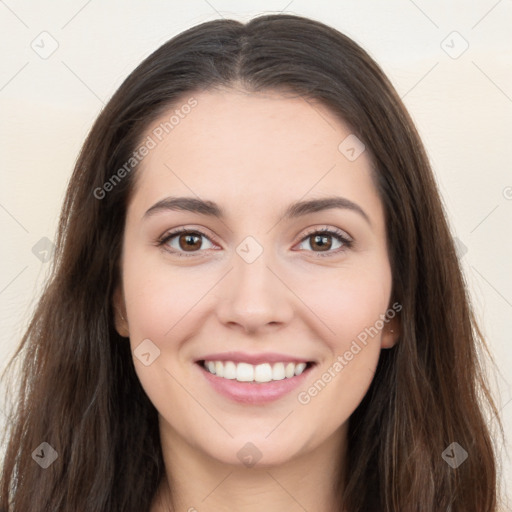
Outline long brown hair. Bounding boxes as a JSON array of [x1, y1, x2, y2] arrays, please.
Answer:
[[0, 14, 503, 511]]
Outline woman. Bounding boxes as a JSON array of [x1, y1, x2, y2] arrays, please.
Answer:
[[0, 13, 503, 512]]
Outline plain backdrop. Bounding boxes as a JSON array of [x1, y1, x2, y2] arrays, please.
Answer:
[[0, 0, 511, 505]]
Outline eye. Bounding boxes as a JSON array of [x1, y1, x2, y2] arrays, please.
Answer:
[[295, 226, 353, 257], [157, 225, 353, 258], [157, 227, 217, 257]]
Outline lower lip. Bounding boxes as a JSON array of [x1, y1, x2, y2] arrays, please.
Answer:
[[197, 362, 315, 405]]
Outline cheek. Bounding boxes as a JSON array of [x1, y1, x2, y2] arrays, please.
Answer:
[[294, 257, 392, 347], [124, 277, 173, 342], [291, 260, 391, 432], [121, 253, 222, 395], [121, 259, 205, 422], [122, 249, 205, 342], [296, 342, 380, 450]]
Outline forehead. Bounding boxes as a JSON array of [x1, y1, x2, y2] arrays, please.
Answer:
[[130, 88, 383, 226]]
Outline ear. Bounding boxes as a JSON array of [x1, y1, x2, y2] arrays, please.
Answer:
[[112, 285, 130, 338], [381, 314, 400, 349]]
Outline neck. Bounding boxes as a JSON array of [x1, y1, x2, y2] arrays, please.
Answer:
[[152, 419, 347, 512]]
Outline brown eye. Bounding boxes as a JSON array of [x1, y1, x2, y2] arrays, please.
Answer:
[[309, 233, 334, 252], [159, 228, 216, 256], [296, 228, 353, 257], [177, 232, 202, 251]]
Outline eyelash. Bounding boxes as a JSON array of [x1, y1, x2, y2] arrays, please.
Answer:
[[157, 226, 353, 258]]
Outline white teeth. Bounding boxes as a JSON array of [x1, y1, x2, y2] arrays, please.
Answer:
[[223, 361, 237, 379], [236, 362, 254, 382], [272, 362, 286, 381], [254, 363, 272, 382], [294, 362, 307, 376], [202, 360, 311, 382], [285, 362, 295, 378]]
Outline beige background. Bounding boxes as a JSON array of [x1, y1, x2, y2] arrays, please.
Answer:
[[0, 0, 511, 505]]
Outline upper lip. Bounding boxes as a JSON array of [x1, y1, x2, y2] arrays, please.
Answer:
[[196, 351, 315, 365]]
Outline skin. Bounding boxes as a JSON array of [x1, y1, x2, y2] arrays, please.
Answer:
[[113, 86, 400, 512]]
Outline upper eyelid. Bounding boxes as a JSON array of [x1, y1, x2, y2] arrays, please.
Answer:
[[160, 226, 219, 245], [301, 225, 353, 241]]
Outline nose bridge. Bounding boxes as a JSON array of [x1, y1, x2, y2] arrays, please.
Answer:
[[216, 233, 293, 332]]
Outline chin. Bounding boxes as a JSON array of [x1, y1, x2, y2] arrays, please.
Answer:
[[200, 434, 307, 470]]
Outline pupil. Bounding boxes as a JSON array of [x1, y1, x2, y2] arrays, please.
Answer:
[[181, 234, 200, 251], [313, 234, 331, 250]]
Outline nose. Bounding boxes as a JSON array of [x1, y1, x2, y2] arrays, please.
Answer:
[[215, 246, 294, 335]]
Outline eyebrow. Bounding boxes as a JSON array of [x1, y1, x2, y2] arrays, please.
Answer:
[[143, 195, 372, 226]]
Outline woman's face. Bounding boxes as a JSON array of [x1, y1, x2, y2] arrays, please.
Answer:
[[114, 87, 399, 467]]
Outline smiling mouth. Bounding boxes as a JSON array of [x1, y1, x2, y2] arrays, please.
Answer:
[[197, 360, 316, 383]]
